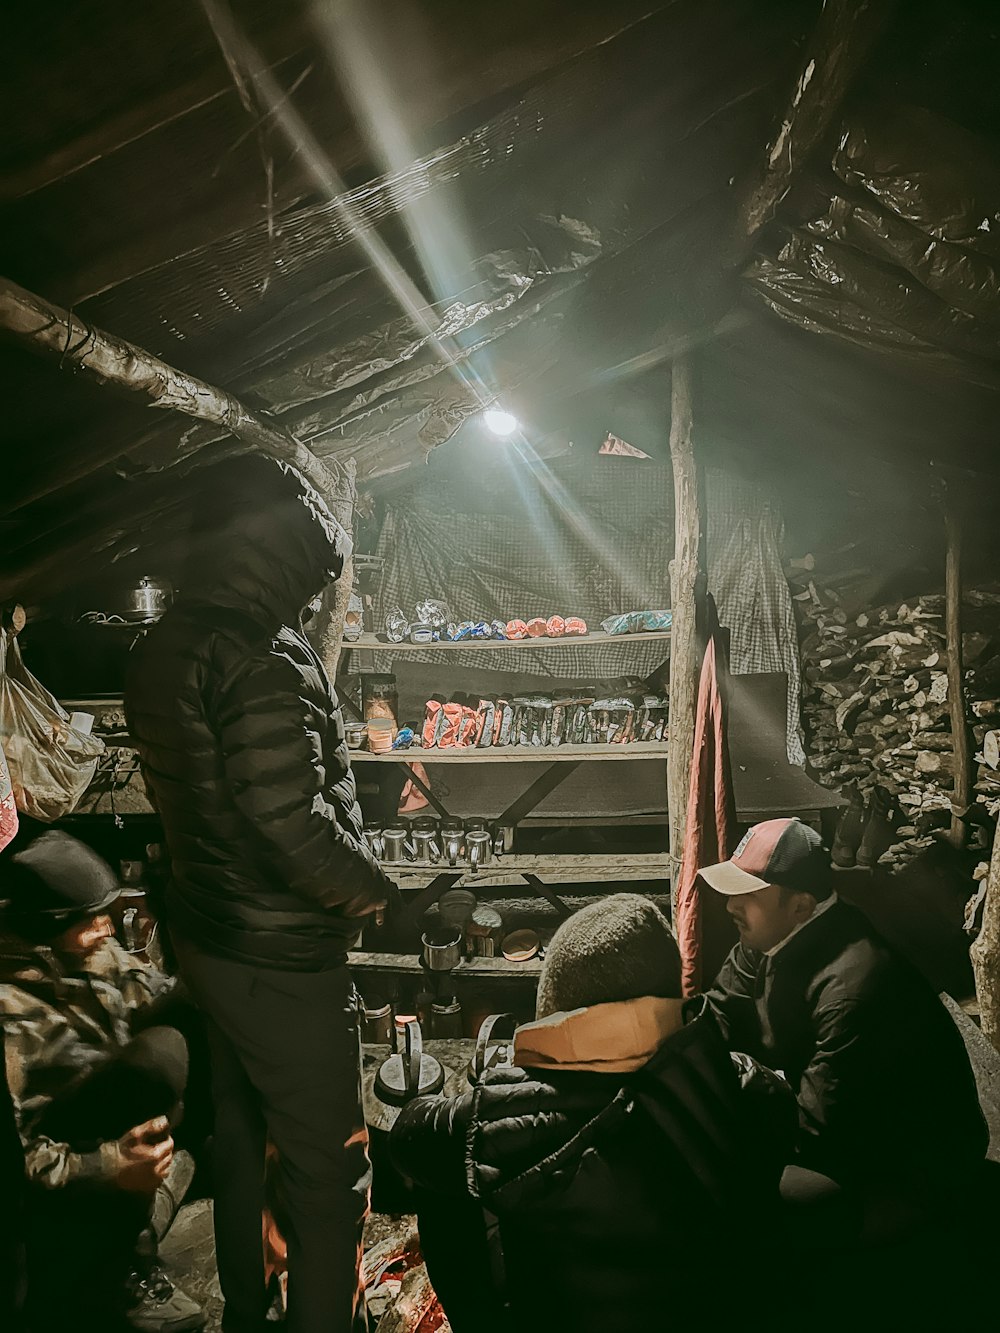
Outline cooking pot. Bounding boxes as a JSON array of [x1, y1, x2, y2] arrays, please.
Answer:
[[115, 575, 173, 623]]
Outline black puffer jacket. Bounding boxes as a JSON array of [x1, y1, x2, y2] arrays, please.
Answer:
[[706, 899, 988, 1194], [391, 998, 795, 1332], [126, 457, 389, 971]]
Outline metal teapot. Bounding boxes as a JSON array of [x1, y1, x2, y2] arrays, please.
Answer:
[[117, 575, 173, 623], [467, 1013, 517, 1085], [373, 1020, 444, 1108]]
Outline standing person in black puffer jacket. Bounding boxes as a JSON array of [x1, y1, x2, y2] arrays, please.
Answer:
[[126, 456, 392, 1333], [390, 895, 797, 1333]]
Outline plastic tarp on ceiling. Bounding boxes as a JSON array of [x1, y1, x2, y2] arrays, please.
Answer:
[[745, 103, 1000, 385]]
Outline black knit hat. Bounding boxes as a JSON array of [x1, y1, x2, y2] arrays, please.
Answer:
[[535, 893, 681, 1018], [1, 832, 120, 943]]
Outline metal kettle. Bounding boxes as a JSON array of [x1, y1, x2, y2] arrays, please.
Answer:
[[373, 1021, 444, 1107], [119, 575, 173, 623]]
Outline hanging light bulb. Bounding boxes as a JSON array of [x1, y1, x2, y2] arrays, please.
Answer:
[[483, 407, 518, 437]]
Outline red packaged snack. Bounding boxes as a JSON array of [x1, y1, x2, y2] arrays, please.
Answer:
[[422, 699, 443, 748], [457, 706, 479, 747], [565, 617, 588, 636], [526, 618, 548, 638], [506, 619, 529, 640], [546, 616, 566, 637], [438, 702, 464, 749]]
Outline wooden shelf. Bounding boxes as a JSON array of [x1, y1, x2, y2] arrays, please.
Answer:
[[341, 630, 670, 652], [348, 950, 543, 978], [351, 742, 669, 763], [387, 852, 669, 887]]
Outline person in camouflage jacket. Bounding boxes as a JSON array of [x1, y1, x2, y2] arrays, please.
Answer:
[[0, 831, 204, 1332]]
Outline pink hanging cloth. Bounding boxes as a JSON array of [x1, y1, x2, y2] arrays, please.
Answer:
[[674, 603, 736, 997], [0, 742, 17, 852]]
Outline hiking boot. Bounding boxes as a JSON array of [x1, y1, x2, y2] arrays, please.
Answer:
[[126, 1266, 205, 1333], [831, 783, 865, 867], [857, 786, 896, 868]]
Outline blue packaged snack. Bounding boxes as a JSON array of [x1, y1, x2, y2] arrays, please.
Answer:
[[453, 621, 476, 641], [471, 621, 492, 639], [392, 727, 416, 750], [600, 610, 673, 636], [491, 620, 508, 639]]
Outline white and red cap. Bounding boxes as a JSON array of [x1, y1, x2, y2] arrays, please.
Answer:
[[699, 818, 828, 896]]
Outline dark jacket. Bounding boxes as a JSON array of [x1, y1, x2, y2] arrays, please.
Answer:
[[126, 458, 389, 971], [390, 996, 795, 1332], [705, 898, 988, 1194]]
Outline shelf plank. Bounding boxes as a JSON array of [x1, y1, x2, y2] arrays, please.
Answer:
[[387, 852, 669, 888], [348, 950, 542, 978], [351, 742, 669, 763], [341, 630, 670, 652]]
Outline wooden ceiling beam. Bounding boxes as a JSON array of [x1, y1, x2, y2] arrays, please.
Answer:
[[0, 276, 341, 507], [733, 0, 895, 249]]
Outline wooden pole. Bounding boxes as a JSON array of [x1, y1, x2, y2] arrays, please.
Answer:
[[0, 275, 338, 501], [667, 356, 706, 914], [943, 484, 972, 839], [971, 817, 1000, 1053]]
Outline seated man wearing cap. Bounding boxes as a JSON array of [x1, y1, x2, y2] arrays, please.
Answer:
[[701, 817, 988, 1238], [0, 831, 205, 1333], [390, 893, 796, 1333]]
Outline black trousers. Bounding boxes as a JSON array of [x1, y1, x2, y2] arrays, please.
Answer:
[[27, 1025, 189, 1332], [175, 937, 370, 1333]]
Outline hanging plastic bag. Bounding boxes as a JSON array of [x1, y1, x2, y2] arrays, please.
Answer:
[[0, 628, 104, 821]]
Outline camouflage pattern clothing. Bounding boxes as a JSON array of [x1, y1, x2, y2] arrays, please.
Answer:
[[0, 936, 172, 1188]]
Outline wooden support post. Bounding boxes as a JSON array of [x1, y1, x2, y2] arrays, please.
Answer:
[[971, 817, 1000, 1054], [0, 275, 338, 502], [667, 356, 706, 914], [315, 458, 358, 680], [943, 485, 972, 839]]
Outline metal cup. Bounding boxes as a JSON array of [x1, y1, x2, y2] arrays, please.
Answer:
[[465, 829, 492, 873], [422, 927, 463, 972]]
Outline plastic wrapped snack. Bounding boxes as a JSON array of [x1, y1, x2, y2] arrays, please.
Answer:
[[385, 608, 410, 643], [565, 617, 588, 636], [546, 615, 566, 637], [491, 621, 508, 640], [526, 618, 548, 638], [415, 599, 451, 630], [505, 620, 528, 640], [600, 610, 672, 636]]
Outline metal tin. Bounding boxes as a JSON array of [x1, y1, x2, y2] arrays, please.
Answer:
[[430, 996, 464, 1039], [468, 905, 504, 957], [362, 998, 394, 1044]]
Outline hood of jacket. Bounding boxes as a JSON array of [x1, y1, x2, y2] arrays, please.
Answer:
[[513, 996, 687, 1073], [471, 997, 751, 1213], [179, 455, 351, 630]]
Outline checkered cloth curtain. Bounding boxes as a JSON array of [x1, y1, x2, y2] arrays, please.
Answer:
[[359, 463, 803, 762]]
